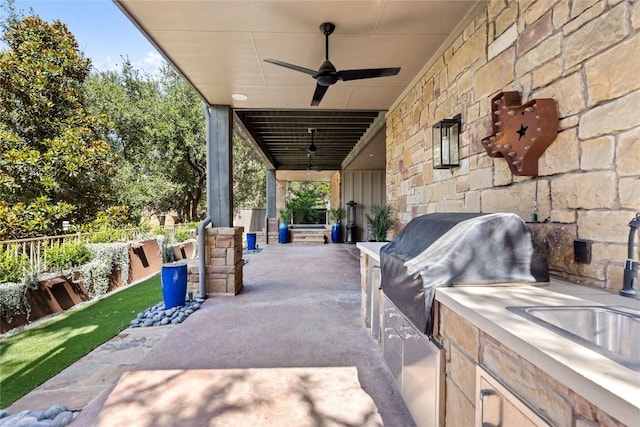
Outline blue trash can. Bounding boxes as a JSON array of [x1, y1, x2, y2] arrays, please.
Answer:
[[247, 232, 257, 250], [161, 262, 187, 309]]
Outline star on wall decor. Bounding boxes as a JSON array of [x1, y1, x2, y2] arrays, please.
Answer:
[[517, 124, 528, 140], [481, 91, 559, 176]]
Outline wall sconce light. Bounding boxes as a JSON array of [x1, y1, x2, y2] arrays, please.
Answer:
[[432, 114, 461, 169]]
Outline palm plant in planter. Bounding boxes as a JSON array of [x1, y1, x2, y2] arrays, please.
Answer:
[[365, 204, 395, 242], [328, 208, 342, 243]]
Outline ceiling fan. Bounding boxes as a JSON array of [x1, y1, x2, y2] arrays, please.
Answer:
[[264, 22, 401, 106], [306, 128, 318, 156], [306, 128, 321, 171]]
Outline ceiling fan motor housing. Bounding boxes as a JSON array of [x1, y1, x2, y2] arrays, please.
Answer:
[[317, 60, 338, 86]]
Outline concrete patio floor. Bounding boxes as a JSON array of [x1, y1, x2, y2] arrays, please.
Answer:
[[9, 244, 415, 426]]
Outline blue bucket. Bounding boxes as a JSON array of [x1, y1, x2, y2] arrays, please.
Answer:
[[247, 232, 257, 250], [161, 262, 188, 309]]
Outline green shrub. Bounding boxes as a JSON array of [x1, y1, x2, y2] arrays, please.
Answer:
[[153, 227, 167, 236], [44, 241, 90, 272], [87, 206, 133, 230], [0, 282, 29, 324], [0, 245, 29, 284], [365, 204, 395, 242], [162, 244, 176, 263], [87, 228, 126, 243], [75, 242, 130, 298], [328, 208, 342, 223], [174, 228, 192, 242]]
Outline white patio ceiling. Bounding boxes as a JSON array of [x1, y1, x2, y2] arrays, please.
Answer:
[[115, 0, 483, 171]]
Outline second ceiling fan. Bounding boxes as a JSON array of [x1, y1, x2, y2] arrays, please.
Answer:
[[265, 22, 401, 106], [306, 128, 321, 171]]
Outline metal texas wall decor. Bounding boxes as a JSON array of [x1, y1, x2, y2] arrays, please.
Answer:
[[481, 91, 559, 176]]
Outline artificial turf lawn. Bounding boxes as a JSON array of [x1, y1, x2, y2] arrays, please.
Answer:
[[0, 275, 163, 408]]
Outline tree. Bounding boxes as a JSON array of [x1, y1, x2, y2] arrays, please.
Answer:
[[0, 12, 117, 239], [233, 133, 266, 212], [153, 65, 207, 221], [86, 63, 209, 222], [87, 62, 266, 223], [285, 182, 329, 224]]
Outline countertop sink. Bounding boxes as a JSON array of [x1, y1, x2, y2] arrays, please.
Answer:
[[507, 305, 640, 371]]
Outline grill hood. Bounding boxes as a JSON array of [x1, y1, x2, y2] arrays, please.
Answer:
[[380, 212, 549, 335]]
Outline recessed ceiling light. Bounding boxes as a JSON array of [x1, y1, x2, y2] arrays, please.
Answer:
[[369, 153, 374, 157], [232, 93, 248, 101]]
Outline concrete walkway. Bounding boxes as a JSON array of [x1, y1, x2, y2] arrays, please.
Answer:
[[9, 244, 415, 426]]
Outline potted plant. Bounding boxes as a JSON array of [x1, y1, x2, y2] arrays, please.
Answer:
[[328, 208, 342, 243], [278, 207, 290, 244], [365, 204, 395, 242]]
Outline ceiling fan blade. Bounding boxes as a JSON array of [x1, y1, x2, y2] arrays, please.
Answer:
[[311, 83, 329, 106], [337, 67, 401, 81], [264, 59, 318, 77]]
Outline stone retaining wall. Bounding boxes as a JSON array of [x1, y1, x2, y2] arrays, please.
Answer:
[[386, 0, 640, 291]]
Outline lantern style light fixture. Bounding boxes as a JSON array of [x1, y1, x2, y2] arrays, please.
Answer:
[[432, 114, 461, 169]]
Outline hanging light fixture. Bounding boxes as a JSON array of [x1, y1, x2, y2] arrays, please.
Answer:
[[432, 114, 461, 169]]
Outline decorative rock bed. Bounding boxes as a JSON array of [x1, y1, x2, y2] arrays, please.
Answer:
[[128, 298, 204, 328], [0, 404, 77, 427]]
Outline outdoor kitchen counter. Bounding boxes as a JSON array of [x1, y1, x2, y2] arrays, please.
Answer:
[[356, 241, 387, 261], [436, 282, 640, 426]]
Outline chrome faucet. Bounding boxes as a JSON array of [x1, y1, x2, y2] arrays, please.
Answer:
[[620, 213, 640, 298]]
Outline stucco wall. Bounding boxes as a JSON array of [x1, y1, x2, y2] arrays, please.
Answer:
[[386, 0, 639, 291]]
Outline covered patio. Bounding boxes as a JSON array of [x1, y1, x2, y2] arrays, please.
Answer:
[[82, 1, 639, 426], [114, 0, 482, 241], [9, 245, 416, 426]]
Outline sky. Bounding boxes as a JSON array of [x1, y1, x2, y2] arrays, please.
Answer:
[[11, 0, 163, 74]]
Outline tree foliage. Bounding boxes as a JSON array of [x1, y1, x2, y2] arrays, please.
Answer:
[[87, 63, 266, 222], [0, 12, 117, 239], [1, 6, 267, 237], [85, 63, 208, 222], [233, 133, 266, 211], [285, 182, 329, 224]]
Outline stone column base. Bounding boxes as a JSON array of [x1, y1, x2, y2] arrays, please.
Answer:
[[186, 227, 244, 296]]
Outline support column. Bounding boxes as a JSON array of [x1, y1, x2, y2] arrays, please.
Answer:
[[266, 169, 276, 218], [194, 104, 241, 296], [204, 104, 233, 227], [276, 179, 287, 217], [188, 226, 244, 296], [188, 227, 243, 295]]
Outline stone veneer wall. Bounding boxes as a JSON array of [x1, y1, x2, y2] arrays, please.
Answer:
[[330, 171, 341, 211], [386, 0, 640, 292], [187, 227, 243, 295], [437, 303, 625, 427], [276, 179, 287, 219]]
